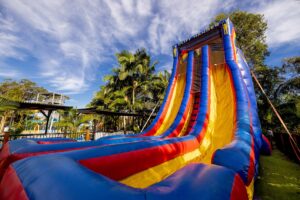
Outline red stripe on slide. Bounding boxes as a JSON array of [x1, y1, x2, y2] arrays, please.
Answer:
[[262, 134, 272, 154], [167, 95, 194, 138], [79, 139, 199, 181], [0, 166, 29, 200], [230, 174, 248, 200]]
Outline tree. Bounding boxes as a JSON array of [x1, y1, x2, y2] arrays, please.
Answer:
[[0, 79, 47, 101], [53, 109, 98, 134], [0, 79, 48, 133], [273, 57, 300, 134], [90, 48, 170, 132], [211, 11, 269, 68], [254, 57, 300, 135]]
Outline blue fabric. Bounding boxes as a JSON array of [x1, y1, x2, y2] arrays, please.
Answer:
[[190, 45, 210, 141], [236, 49, 263, 176], [212, 19, 254, 184], [13, 156, 238, 200]]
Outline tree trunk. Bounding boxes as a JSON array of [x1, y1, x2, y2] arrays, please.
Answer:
[[132, 83, 136, 112]]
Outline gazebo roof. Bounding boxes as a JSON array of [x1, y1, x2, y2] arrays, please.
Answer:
[[0, 96, 72, 111]]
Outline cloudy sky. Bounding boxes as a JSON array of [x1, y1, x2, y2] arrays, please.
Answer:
[[0, 0, 299, 107]]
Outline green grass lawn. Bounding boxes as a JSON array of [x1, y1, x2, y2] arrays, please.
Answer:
[[254, 149, 300, 200]]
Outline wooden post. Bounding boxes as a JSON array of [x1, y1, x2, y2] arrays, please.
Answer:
[[92, 119, 97, 140], [85, 127, 90, 141], [40, 110, 53, 134]]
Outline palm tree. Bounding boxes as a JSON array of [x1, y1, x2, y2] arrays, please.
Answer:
[[90, 48, 170, 132]]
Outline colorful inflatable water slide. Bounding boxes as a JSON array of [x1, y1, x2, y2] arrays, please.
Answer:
[[0, 19, 271, 200]]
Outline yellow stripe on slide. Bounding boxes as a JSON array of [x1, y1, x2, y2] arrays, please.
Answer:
[[200, 63, 235, 163], [246, 178, 254, 200], [154, 61, 187, 136], [120, 148, 201, 188]]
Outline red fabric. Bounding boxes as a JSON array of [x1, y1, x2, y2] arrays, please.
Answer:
[[0, 166, 29, 200], [0, 142, 10, 161], [79, 139, 199, 180], [230, 174, 248, 200], [262, 134, 272, 153], [167, 95, 194, 138], [185, 93, 200, 135]]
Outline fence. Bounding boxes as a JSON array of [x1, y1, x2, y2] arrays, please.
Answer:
[[94, 131, 126, 140], [273, 132, 300, 163], [0, 131, 125, 146]]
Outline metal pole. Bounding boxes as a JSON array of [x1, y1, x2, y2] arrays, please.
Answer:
[[251, 70, 299, 151], [141, 101, 160, 132]]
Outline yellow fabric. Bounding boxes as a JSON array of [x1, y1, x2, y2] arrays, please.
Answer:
[[120, 148, 201, 188], [155, 61, 187, 135], [246, 178, 254, 200], [200, 63, 235, 163]]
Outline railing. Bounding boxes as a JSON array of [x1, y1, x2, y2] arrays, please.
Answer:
[[0, 132, 126, 146], [0, 133, 85, 145], [94, 131, 126, 140]]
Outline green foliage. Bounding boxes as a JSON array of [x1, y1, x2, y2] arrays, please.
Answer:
[[0, 79, 48, 101], [89, 48, 170, 132], [0, 79, 49, 133], [254, 57, 300, 135], [211, 11, 269, 68], [90, 48, 169, 112], [54, 109, 99, 133]]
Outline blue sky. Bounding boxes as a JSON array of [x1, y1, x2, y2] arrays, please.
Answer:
[[0, 0, 299, 108]]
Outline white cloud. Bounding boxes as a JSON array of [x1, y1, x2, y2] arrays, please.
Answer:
[[252, 0, 300, 47], [0, 0, 299, 97]]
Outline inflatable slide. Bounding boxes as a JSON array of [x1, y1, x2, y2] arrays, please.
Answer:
[[0, 19, 271, 200]]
